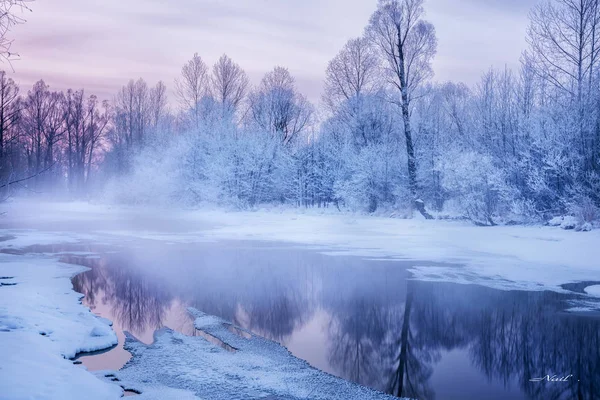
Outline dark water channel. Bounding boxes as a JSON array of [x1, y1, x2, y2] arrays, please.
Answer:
[[49, 240, 599, 400]]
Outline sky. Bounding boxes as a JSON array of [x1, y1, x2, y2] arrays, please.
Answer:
[[8, 0, 537, 106]]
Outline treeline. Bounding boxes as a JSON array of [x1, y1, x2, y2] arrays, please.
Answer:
[[0, 75, 110, 195], [2, 0, 600, 226]]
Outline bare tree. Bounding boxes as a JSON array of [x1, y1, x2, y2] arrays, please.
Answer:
[[527, 0, 600, 97], [0, 0, 32, 64], [42, 91, 65, 175], [83, 95, 109, 189], [323, 37, 380, 112], [249, 66, 313, 145], [0, 70, 19, 174], [115, 78, 149, 149], [148, 80, 168, 131], [367, 0, 437, 206], [211, 54, 249, 118], [526, 0, 600, 170], [21, 80, 50, 177], [175, 53, 209, 128], [64, 90, 109, 193]]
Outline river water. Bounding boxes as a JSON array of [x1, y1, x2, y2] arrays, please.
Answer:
[[35, 238, 597, 400]]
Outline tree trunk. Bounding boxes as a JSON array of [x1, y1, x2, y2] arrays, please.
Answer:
[[397, 45, 418, 198], [393, 286, 414, 397], [397, 38, 432, 219]]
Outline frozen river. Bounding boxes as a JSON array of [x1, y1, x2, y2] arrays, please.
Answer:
[[21, 238, 600, 399], [1, 201, 599, 399]]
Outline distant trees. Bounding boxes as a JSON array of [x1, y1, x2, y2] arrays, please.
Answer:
[[65, 92, 108, 193], [148, 80, 168, 131], [0, 76, 111, 197], [0, 71, 19, 177], [98, 0, 600, 226], [21, 80, 62, 182], [1, 0, 599, 226], [527, 0, 600, 177]]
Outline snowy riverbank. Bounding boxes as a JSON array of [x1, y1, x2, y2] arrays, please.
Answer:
[[0, 253, 121, 399]]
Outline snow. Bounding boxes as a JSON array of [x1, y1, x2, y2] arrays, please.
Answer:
[[560, 216, 579, 230], [547, 216, 563, 226], [0, 230, 85, 249], [1, 331, 121, 400], [584, 285, 600, 297], [108, 309, 398, 400], [0, 253, 121, 399], [189, 209, 600, 295]]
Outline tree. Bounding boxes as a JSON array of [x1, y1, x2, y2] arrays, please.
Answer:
[[367, 0, 437, 206], [148, 80, 168, 132], [114, 78, 150, 149], [526, 0, 600, 171], [0, 70, 20, 177], [210, 54, 249, 118], [175, 53, 209, 129], [0, 0, 32, 64], [323, 37, 380, 112], [21, 81, 56, 177], [249, 67, 313, 145], [64, 90, 109, 193]]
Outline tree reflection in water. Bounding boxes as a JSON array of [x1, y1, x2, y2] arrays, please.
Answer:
[[326, 275, 600, 400], [323, 266, 435, 399], [71, 252, 173, 336], [67, 243, 599, 400]]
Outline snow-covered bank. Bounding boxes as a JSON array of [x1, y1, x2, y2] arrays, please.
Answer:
[[0, 253, 121, 400], [107, 310, 399, 400], [194, 208, 600, 296]]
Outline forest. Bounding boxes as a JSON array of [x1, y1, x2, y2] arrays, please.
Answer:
[[1, 0, 599, 227]]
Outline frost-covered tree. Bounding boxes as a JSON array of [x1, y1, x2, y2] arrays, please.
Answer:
[[2, 0, 597, 226], [210, 54, 249, 119], [323, 37, 380, 112], [148, 81, 168, 132], [527, 0, 600, 172], [175, 53, 210, 129], [367, 0, 437, 204], [249, 67, 313, 145]]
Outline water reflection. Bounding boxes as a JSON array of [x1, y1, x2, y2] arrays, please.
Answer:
[[68, 242, 599, 400], [71, 254, 174, 337]]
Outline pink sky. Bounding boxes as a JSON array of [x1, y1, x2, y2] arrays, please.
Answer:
[[8, 0, 535, 106]]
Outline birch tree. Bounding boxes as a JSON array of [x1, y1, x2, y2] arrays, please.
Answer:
[[367, 0, 437, 209]]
